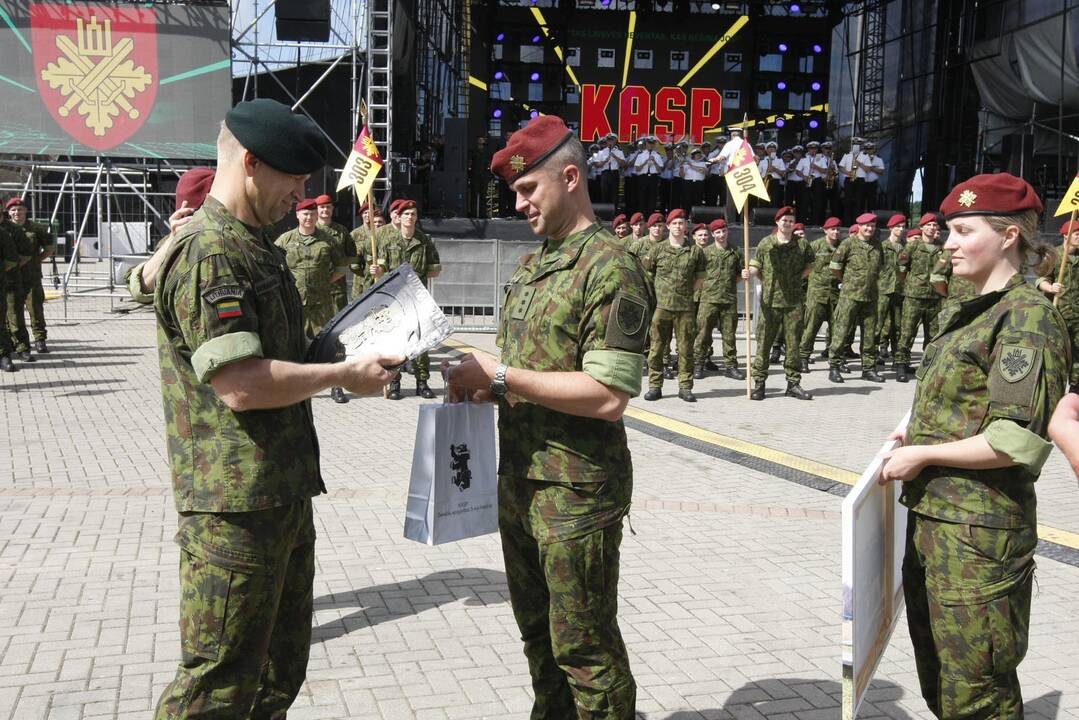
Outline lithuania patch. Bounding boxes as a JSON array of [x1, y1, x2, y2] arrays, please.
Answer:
[[998, 344, 1035, 383], [216, 300, 243, 319], [203, 285, 244, 304]]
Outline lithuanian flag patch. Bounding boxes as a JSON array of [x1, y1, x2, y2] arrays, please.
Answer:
[[216, 300, 243, 319]]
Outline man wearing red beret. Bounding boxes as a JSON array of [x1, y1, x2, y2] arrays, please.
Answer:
[[3, 197, 54, 358], [611, 213, 630, 239], [876, 214, 907, 366], [827, 212, 885, 382], [315, 194, 355, 313], [446, 115, 649, 719], [742, 206, 815, 400], [275, 199, 349, 341], [895, 220, 943, 382], [797, 216, 843, 370], [693, 218, 745, 379], [628, 211, 645, 244], [349, 203, 380, 298]]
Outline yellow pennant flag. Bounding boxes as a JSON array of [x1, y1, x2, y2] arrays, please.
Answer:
[[1055, 172, 1079, 216], [336, 125, 384, 198], [723, 138, 771, 212]]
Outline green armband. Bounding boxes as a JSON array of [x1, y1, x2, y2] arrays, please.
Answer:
[[583, 349, 643, 397], [983, 419, 1053, 475], [191, 331, 263, 383]]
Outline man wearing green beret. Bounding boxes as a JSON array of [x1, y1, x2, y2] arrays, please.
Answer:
[[152, 99, 403, 720]]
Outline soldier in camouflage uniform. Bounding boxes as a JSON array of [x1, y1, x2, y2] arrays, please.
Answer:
[[0, 218, 17, 372], [744, 206, 815, 400], [643, 208, 705, 402], [5, 198, 54, 354], [798, 216, 842, 370], [693, 219, 744, 379], [315, 194, 353, 311], [876, 213, 906, 363], [275, 198, 346, 340], [612, 213, 630, 240], [879, 173, 1067, 719], [1036, 219, 1079, 391], [828, 212, 885, 383], [377, 199, 441, 399], [152, 99, 400, 719], [448, 115, 650, 720], [895, 216, 943, 383], [348, 204, 382, 299], [1, 201, 34, 362]]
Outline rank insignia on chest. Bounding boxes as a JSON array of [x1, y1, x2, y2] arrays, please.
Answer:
[[998, 344, 1034, 383], [509, 285, 535, 320]]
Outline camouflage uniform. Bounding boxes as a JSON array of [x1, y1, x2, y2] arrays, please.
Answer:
[[0, 224, 16, 358], [1036, 251, 1079, 387], [349, 225, 378, 299], [931, 249, 977, 304], [828, 235, 882, 370], [876, 237, 903, 356], [275, 226, 344, 338], [153, 196, 325, 719], [900, 273, 1068, 718], [896, 239, 942, 368], [318, 219, 353, 312], [750, 234, 814, 384], [125, 261, 155, 305], [497, 223, 650, 719], [647, 240, 705, 390], [382, 226, 442, 382], [693, 243, 742, 368], [1, 217, 34, 353], [798, 235, 840, 360]]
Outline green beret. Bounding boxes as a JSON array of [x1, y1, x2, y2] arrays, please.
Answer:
[[225, 99, 327, 175]]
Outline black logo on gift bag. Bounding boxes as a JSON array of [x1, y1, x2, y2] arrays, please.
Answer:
[[450, 443, 472, 491]]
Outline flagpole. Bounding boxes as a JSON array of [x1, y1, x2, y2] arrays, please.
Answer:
[[743, 200, 753, 399], [359, 100, 379, 265], [1054, 207, 1076, 308]]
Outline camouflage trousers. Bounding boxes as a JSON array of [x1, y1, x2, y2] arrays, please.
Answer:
[[876, 291, 902, 354], [155, 499, 316, 720], [412, 351, 431, 382], [896, 296, 941, 367], [829, 295, 878, 370], [903, 513, 1034, 719], [330, 277, 348, 313], [798, 295, 835, 360], [499, 477, 636, 720], [4, 271, 29, 352], [648, 308, 695, 389], [694, 301, 738, 367], [0, 276, 11, 356], [751, 304, 804, 384]]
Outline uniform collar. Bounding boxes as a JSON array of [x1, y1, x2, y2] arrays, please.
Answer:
[[539, 223, 600, 268]]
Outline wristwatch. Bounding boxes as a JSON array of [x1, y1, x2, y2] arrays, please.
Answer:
[[490, 363, 509, 397]]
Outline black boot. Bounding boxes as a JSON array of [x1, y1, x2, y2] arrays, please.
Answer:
[[750, 380, 766, 400], [664, 366, 676, 380], [693, 364, 704, 380], [704, 358, 720, 371], [896, 367, 910, 383], [0, 356, 15, 373], [861, 369, 885, 382], [16, 351, 33, 362], [878, 348, 892, 361], [891, 361, 902, 373], [769, 346, 781, 364], [644, 387, 662, 401], [785, 383, 813, 400], [843, 346, 859, 359], [416, 379, 436, 399], [819, 349, 829, 360], [387, 379, 402, 400], [34, 339, 48, 354], [330, 386, 349, 404], [828, 367, 844, 383], [725, 366, 746, 380], [799, 357, 810, 373], [678, 388, 697, 403]]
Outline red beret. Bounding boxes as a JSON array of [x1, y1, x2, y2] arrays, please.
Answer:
[[793, 223, 805, 232], [666, 208, 686, 224], [611, 214, 628, 226], [849, 224, 859, 234], [918, 212, 939, 227], [822, 216, 842, 229], [397, 199, 417, 212], [296, 198, 318, 211], [359, 201, 370, 213], [647, 212, 665, 227], [856, 212, 878, 225], [175, 167, 214, 210], [692, 223, 707, 234], [939, 172, 1043, 220], [1061, 220, 1079, 236], [886, 213, 907, 228], [775, 206, 794, 222], [629, 212, 644, 225], [5, 197, 26, 210], [709, 219, 727, 231], [315, 194, 334, 205], [490, 115, 576, 184], [906, 228, 922, 238], [389, 199, 405, 213]]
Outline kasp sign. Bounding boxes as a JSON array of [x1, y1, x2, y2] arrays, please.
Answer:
[[580, 84, 722, 143]]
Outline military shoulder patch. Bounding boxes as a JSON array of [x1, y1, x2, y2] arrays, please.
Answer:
[[203, 285, 244, 304], [606, 293, 649, 352], [998, 344, 1035, 383]]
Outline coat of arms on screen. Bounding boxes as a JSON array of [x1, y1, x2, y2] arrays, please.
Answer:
[[31, 4, 158, 150]]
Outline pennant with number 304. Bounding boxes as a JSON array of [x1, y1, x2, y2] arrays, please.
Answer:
[[336, 125, 384, 198]]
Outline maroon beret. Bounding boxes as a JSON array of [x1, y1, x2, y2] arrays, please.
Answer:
[[849, 224, 859, 234], [692, 223, 707, 234], [1061, 220, 1079, 236], [775, 206, 794, 222], [647, 212, 665, 227], [397, 199, 417, 212], [793, 222, 805, 232], [490, 115, 576, 184], [907, 228, 922, 238], [709, 219, 727, 231], [315, 194, 334, 205], [296, 198, 317, 211], [822, 216, 842, 229], [630, 212, 644, 225], [175, 167, 214, 210], [940, 173, 1043, 220], [4, 197, 26, 210], [611, 213, 628, 226], [389, 199, 405, 213], [359, 201, 370, 213], [886, 213, 907, 228], [856, 212, 877, 225], [918, 212, 939, 227], [666, 208, 686, 224]]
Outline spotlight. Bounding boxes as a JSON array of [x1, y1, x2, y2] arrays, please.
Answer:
[[790, 3, 801, 12], [776, 118, 786, 127], [530, 110, 540, 119], [812, 43, 823, 54], [711, 2, 720, 7], [778, 42, 789, 53], [532, 34, 541, 43], [809, 119, 820, 129], [777, 81, 787, 90], [602, 0, 612, 5], [530, 71, 540, 81], [811, 81, 822, 91], [494, 71, 504, 80], [493, 108, 503, 118], [496, 32, 505, 42]]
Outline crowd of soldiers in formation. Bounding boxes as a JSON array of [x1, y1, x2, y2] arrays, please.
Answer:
[[0, 197, 54, 373], [586, 127, 886, 226]]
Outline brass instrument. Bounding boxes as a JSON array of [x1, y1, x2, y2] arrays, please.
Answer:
[[825, 163, 837, 190]]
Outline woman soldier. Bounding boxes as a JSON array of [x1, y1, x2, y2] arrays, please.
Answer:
[[879, 173, 1068, 718]]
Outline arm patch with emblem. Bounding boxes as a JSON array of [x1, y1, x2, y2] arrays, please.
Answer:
[[605, 292, 649, 352], [987, 343, 1041, 421]]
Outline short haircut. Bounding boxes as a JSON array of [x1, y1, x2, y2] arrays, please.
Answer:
[[217, 121, 243, 164], [544, 136, 589, 179]]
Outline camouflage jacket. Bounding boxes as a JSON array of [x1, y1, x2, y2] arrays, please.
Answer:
[[154, 196, 324, 513], [696, 243, 742, 305], [898, 240, 942, 300], [830, 236, 882, 303], [877, 239, 903, 295], [0, 224, 18, 291], [649, 240, 706, 312], [930, 249, 977, 302], [5, 220, 53, 274], [1036, 251, 1079, 323], [806, 236, 840, 303], [318, 220, 354, 277], [382, 227, 441, 281], [275, 227, 340, 329], [496, 224, 652, 532], [902, 273, 1069, 528], [350, 225, 377, 295], [0, 218, 36, 268], [750, 234, 814, 309]]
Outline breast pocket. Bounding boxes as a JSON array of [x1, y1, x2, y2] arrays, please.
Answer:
[[252, 263, 294, 358]]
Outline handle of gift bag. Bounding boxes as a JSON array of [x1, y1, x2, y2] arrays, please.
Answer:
[[441, 363, 467, 405]]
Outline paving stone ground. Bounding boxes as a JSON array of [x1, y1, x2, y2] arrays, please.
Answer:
[[1, 299, 1077, 719]]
